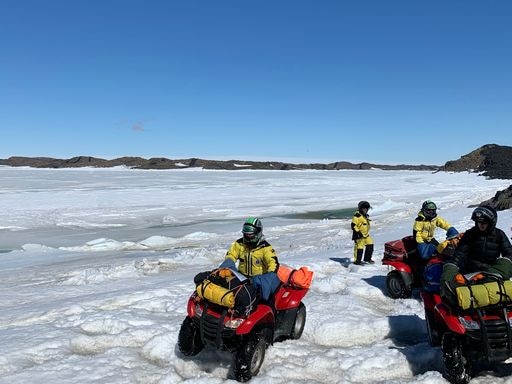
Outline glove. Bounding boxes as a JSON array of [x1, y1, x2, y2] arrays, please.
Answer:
[[218, 268, 232, 278], [454, 273, 466, 285], [472, 273, 485, 282]]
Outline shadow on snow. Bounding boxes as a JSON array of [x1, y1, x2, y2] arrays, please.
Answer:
[[386, 314, 443, 376]]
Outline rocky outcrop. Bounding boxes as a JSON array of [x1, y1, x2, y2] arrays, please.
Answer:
[[443, 144, 512, 179], [0, 156, 438, 171], [471, 184, 512, 213], [477, 185, 512, 211], [441, 144, 512, 211]]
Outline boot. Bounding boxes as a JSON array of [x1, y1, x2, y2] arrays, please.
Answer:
[[354, 249, 363, 265], [363, 244, 374, 263]]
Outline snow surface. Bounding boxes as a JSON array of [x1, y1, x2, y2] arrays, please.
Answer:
[[1, 167, 512, 384]]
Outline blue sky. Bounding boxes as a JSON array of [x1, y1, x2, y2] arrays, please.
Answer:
[[1, 0, 511, 165]]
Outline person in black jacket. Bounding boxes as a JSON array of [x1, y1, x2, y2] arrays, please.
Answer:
[[440, 205, 512, 299]]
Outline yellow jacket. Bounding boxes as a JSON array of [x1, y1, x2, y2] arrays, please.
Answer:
[[351, 211, 371, 239], [225, 238, 279, 277], [413, 211, 451, 243]]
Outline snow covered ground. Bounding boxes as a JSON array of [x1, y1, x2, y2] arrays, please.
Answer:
[[1, 167, 512, 384]]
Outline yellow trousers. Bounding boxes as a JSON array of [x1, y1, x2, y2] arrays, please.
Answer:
[[353, 236, 374, 261]]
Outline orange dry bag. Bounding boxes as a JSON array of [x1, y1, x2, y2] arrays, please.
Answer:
[[278, 265, 314, 289]]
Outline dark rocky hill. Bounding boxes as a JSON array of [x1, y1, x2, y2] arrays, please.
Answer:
[[0, 156, 438, 171], [442, 144, 512, 180], [442, 144, 512, 211], [478, 185, 512, 211]]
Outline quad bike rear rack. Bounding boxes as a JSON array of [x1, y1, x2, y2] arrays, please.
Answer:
[[473, 306, 512, 363]]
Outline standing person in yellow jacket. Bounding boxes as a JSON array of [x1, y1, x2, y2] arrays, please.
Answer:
[[351, 201, 374, 265], [219, 217, 280, 300], [413, 200, 454, 259]]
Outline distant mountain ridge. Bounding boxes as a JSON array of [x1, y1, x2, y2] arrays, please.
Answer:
[[2, 145, 512, 209], [1, 145, 511, 177], [0, 156, 438, 171]]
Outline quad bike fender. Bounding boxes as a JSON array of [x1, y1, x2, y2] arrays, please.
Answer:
[[435, 303, 466, 334], [399, 270, 414, 289], [421, 291, 442, 311], [388, 269, 414, 290], [236, 304, 274, 335], [186, 295, 198, 317], [274, 287, 309, 311], [384, 260, 412, 274]]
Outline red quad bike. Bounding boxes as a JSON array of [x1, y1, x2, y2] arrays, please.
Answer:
[[178, 280, 310, 382], [382, 235, 427, 299], [421, 272, 512, 384]]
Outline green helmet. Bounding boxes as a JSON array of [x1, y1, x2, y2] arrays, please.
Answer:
[[242, 217, 263, 244], [421, 200, 437, 219]]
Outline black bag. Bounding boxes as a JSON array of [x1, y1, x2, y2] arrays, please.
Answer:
[[193, 269, 259, 313]]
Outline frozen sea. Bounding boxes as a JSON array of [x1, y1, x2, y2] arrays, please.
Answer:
[[1, 166, 512, 383]]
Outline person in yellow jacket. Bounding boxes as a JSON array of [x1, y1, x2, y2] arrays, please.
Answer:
[[351, 201, 374, 265], [220, 217, 280, 300], [422, 227, 462, 293], [413, 200, 453, 259]]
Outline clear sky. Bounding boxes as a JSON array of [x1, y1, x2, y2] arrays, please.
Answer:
[[1, 0, 511, 165]]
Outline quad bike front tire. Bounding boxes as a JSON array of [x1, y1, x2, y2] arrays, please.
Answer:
[[290, 302, 306, 340], [178, 317, 204, 357], [233, 333, 267, 382], [442, 333, 471, 384], [386, 270, 412, 299]]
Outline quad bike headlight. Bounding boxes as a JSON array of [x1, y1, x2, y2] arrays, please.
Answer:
[[458, 316, 480, 330], [224, 318, 244, 329]]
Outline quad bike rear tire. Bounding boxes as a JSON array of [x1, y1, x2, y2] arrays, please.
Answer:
[[178, 317, 204, 356], [386, 270, 412, 299], [233, 333, 267, 382], [290, 302, 306, 340], [442, 333, 471, 384]]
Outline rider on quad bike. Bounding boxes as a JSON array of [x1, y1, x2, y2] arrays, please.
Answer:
[[413, 200, 454, 260], [440, 206, 512, 305], [422, 206, 512, 384], [422, 227, 462, 294], [220, 217, 281, 301], [382, 227, 460, 299], [383, 201, 456, 299], [178, 218, 313, 382]]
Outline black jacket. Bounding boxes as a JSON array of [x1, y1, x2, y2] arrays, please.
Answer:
[[451, 226, 512, 273]]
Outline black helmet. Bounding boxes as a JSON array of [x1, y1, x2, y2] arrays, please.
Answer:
[[358, 201, 371, 211], [421, 200, 437, 219], [242, 217, 263, 244], [471, 205, 497, 229]]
